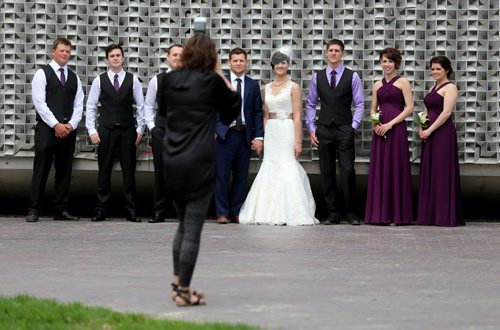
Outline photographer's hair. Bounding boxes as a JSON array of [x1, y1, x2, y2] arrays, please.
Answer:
[[181, 33, 217, 71], [326, 39, 345, 52], [271, 51, 290, 69], [379, 48, 402, 69], [430, 56, 453, 79], [105, 44, 124, 58], [167, 44, 184, 55], [52, 37, 72, 50], [229, 47, 247, 60]]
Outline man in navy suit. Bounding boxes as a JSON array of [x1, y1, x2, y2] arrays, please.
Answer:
[[215, 48, 264, 224]]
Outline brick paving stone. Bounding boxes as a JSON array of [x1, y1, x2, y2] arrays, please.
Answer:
[[1, 218, 499, 329]]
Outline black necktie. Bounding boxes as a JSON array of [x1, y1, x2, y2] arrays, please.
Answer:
[[235, 78, 243, 126], [330, 70, 337, 89]]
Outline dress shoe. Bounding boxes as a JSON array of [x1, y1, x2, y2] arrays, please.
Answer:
[[346, 213, 361, 226], [91, 210, 106, 222], [127, 211, 141, 222], [54, 211, 79, 221], [148, 212, 165, 223], [324, 215, 340, 225], [216, 215, 229, 224], [230, 216, 240, 224], [26, 209, 39, 222]]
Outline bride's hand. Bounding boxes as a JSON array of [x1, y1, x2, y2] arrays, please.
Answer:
[[294, 143, 302, 159]]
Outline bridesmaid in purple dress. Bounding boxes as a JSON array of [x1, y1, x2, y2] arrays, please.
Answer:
[[417, 56, 464, 226], [365, 48, 414, 225]]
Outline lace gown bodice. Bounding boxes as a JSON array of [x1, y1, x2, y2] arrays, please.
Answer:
[[265, 81, 293, 116]]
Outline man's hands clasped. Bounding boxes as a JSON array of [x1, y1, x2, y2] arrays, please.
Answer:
[[54, 123, 73, 138]]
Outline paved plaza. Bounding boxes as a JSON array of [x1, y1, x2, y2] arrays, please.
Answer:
[[1, 217, 499, 329]]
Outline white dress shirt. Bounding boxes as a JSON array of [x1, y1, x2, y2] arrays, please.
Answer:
[[144, 68, 171, 131], [85, 69, 145, 136], [31, 60, 84, 129]]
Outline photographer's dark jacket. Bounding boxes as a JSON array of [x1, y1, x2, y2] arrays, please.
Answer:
[[158, 69, 241, 200]]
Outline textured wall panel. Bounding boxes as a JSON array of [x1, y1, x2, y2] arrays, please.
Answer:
[[0, 0, 499, 163]]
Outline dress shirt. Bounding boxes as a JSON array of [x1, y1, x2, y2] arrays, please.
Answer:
[[144, 68, 171, 131], [305, 64, 364, 132], [86, 69, 145, 136], [31, 60, 84, 129], [229, 71, 246, 127]]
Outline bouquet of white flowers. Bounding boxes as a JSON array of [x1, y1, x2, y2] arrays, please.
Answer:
[[370, 112, 386, 139], [416, 112, 429, 129], [370, 112, 381, 126]]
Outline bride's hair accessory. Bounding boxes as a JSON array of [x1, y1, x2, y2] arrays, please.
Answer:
[[271, 46, 292, 68]]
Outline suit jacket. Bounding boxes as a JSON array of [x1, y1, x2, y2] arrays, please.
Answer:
[[215, 74, 264, 147]]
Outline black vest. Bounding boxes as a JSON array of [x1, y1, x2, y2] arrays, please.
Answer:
[[316, 68, 354, 126], [155, 71, 167, 128], [38, 65, 78, 123], [97, 72, 135, 128]]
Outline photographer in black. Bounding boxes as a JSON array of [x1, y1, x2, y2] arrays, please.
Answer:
[[159, 19, 240, 306]]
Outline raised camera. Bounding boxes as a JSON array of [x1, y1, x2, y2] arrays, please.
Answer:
[[193, 17, 207, 33]]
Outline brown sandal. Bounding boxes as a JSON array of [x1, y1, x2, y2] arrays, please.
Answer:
[[171, 283, 179, 301], [175, 288, 207, 307], [171, 283, 205, 301]]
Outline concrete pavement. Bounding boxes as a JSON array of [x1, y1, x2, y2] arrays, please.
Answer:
[[1, 217, 499, 329]]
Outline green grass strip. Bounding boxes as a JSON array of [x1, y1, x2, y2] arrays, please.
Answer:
[[0, 295, 257, 330]]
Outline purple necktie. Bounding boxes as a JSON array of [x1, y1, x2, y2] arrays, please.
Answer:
[[113, 74, 120, 91], [59, 68, 66, 86], [330, 70, 336, 89]]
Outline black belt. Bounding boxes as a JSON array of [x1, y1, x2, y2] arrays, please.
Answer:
[[230, 124, 246, 131]]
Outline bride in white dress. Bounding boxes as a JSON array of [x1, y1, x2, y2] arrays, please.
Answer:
[[239, 47, 319, 226]]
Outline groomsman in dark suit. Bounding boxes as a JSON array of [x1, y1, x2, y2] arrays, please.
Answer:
[[215, 48, 264, 224], [86, 44, 145, 222], [305, 39, 364, 225], [26, 37, 84, 222], [144, 43, 184, 223]]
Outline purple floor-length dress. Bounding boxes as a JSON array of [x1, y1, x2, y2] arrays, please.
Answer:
[[416, 82, 464, 226], [365, 76, 413, 225]]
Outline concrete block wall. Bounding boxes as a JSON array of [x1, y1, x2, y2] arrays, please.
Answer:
[[1, 0, 499, 164]]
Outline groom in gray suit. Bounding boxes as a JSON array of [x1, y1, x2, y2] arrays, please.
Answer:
[[215, 48, 264, 224]]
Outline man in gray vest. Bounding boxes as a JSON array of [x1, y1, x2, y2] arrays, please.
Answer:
[[144, 43, 184, 223], [86, 44, 145, 222], [27, 37, 84, 222], [305, 39, 364, 225]]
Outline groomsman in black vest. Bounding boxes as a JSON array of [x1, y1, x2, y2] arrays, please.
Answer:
[[305, 39, 365, 225], [86, 44, 145, 222], [144, 43, 184, 223], [214, 47, 264, 224], [26, 38, 85, 222]]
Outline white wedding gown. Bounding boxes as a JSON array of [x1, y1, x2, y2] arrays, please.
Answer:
[[239, 81, 319, 226]]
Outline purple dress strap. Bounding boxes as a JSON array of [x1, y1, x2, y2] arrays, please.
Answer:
[[382, 75, 401, 86], [431, 81, 452, 93]]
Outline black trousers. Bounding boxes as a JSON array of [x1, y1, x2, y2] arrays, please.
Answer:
[[151, 126, 167, 216], [96, 125, 137, 213], [316, 123, 358, 218], [29, 122, 76, 212], [172, 192, 212, 287]]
